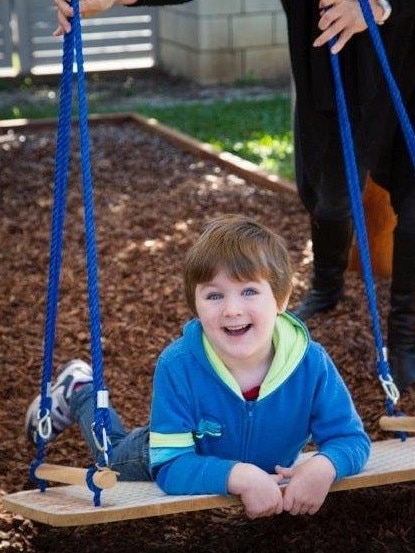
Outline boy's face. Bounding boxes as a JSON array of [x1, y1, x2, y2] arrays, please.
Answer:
[[195, 269, 282, 373]]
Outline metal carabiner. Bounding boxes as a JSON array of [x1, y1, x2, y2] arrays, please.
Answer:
[[379, 374, 400, 405], [91, 422, 110, 466], [37, 408, 52, 440]]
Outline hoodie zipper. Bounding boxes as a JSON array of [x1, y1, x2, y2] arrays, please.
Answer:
[[242, 401, 256, 461]]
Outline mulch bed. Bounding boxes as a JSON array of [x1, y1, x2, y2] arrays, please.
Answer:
[[1, 118, 415, 553]]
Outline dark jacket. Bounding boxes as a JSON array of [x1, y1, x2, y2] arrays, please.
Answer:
[[281, 0, 415, 203]]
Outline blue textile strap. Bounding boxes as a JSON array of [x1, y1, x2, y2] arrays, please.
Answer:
[[30, 0, 113, 501], [327, 1, 415, 437]]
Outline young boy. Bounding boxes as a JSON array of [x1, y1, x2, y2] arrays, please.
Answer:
[[26, 214, 370, 519]]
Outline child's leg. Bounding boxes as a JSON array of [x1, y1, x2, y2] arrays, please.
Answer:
[[70, 384, 151, 481]]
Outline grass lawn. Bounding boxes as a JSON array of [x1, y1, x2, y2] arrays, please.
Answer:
[[0, 81, 294, 180], [135, 96, 294, 180]]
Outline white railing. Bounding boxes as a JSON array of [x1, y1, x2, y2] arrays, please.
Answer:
[[1, 0, 158, 77]]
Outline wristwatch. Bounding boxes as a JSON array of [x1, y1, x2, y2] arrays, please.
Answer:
[[375, 0, 392, 24]]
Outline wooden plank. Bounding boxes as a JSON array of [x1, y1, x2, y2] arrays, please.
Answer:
[[4, 438, 415, 527], [379, 416, 415, 433], [34, 464, 118, 489]]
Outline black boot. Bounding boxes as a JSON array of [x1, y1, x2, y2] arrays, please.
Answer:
[[294, 218, 354, 321], [388, 229, 415, 391]]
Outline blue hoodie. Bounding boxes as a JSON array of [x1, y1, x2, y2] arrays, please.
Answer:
[[149, 312, 370, 495]]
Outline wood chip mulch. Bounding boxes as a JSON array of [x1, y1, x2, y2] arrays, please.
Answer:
[[1, 119, 415, 553]]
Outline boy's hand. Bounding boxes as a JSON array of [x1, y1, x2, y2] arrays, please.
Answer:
[[228, 463, 284, 519], [276, 455, 336, 515]]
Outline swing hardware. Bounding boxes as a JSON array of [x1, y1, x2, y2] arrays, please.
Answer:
[[96, 389, 109, 408], [36, 408, 53, 441], [91, 423, 111, 466], [379, 375, 400, 405]]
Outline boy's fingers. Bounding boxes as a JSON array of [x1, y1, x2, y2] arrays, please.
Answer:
[[275, 465, 294, 478]]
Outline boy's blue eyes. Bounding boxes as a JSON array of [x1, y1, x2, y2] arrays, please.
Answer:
[[206, 293, 222, 301], [206, 288, 258, 300], [243, 288, 257, 297]]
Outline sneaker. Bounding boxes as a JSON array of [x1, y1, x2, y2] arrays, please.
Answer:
[[25, 359, 93, 444]]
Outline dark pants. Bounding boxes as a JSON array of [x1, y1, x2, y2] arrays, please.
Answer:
[[294, 110, 415, 390], [294, 112, 367, 221]]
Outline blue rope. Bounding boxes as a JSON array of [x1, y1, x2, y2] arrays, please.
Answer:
[[328, 48, 387, 373], [32, 25, 75, 489], [31, 0, 113, 502], [86, 466, 103, 507], [71, 0, 113, 474], [358, 0, 415, 167], [327, 1, 415, 435]]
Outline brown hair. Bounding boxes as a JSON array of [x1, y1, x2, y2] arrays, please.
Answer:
[[183, 214, 292, 314]]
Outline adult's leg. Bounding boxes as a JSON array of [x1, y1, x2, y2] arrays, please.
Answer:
[[294, 115, 366, 320], [388, 183, 415, 391], [70, 384, 151, 481], [294, 217, 354, 320]]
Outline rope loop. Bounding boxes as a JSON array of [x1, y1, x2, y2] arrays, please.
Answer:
[[29, 460, 47, 493], [86, 466, 103, 506], [385, 399, 407, 441]]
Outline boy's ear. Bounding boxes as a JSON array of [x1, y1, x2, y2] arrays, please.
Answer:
[[277, 292, 291, 314]]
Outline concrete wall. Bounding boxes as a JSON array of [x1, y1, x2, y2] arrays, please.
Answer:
[[158, 0, 290, 85]]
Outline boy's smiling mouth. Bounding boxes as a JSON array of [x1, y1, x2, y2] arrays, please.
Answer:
[[223, 324, 252, 336]]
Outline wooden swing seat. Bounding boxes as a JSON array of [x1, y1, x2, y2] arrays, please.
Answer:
[[4, 437, 415, 527]]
